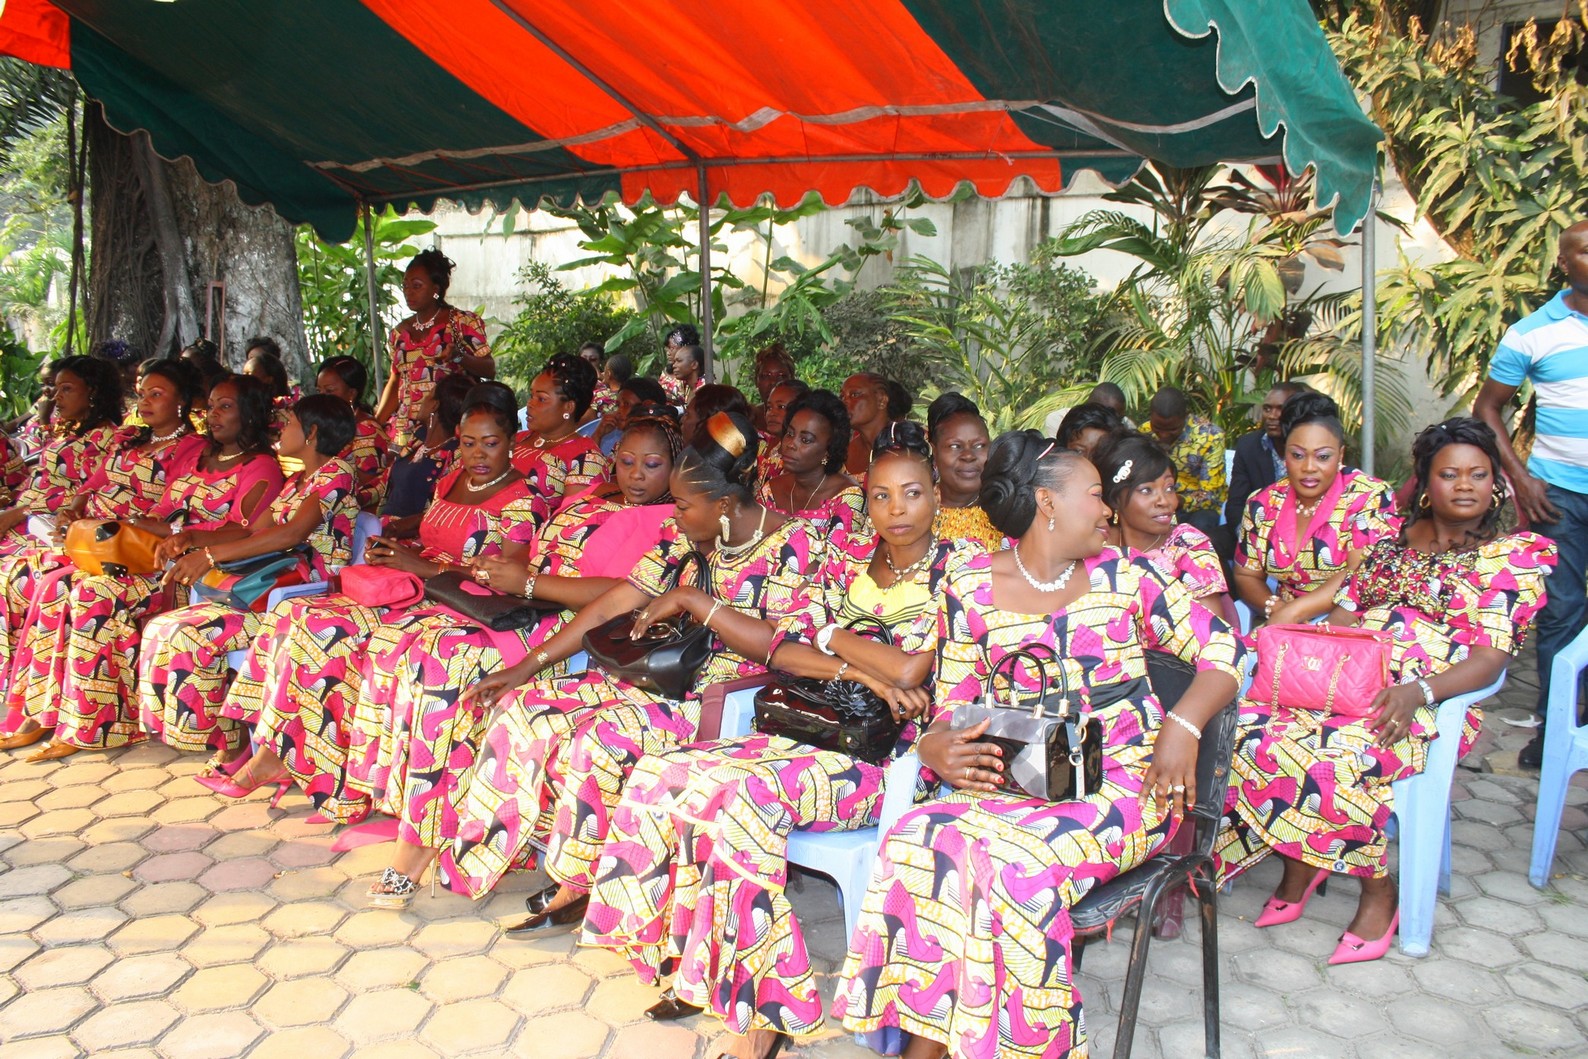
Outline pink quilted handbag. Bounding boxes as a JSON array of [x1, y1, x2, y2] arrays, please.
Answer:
[[1252, 623, 1393, 717]]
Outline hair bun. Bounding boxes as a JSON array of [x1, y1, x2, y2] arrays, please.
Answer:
[[981, 429, 1053, 537]]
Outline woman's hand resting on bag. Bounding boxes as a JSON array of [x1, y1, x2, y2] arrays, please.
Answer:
[[854, 670, 931, 722], [630, 587, 705, 639], [164, 549, 212, 588], [472, 554, 527, 595], [366, 536, 434, 577], [919, 717, 1005, 792], [1366, 682, 1421, 749], [156, 531, 193, 563]]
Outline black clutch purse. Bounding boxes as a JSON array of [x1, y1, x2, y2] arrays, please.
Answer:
[[752, 617, 906, 764], [582, 550, 714, 700], [951, 643, 1105, 802], [424, 570, 555, 632]]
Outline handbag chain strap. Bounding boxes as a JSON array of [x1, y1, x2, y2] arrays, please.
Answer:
[[1324, 652, 1351, 714], [1267, 642, 1289, 708]]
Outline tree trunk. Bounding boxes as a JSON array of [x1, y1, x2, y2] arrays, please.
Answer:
[[85, 102, 307, 378]]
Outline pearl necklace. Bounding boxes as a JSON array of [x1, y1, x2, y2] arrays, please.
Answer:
[[465, 468, 514, 493], [883, 538, 935, 584], [1012, 545, 1078, 593], [1296, 501, 1320, 519], [149, 426, 186, 444]]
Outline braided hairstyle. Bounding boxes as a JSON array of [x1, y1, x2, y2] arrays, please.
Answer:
[[980, 429, 1091, 538], [543, 352, 599, 419], [872, 418, 936, 482], [1403, 416, 1510, 546]]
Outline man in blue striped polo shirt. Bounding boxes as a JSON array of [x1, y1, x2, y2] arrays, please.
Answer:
[[1475, 220, 1588, 768]]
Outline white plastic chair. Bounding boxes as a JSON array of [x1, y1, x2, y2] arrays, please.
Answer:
[[1390, 669, 1507, 956], [1529, 623, 1588, 888]]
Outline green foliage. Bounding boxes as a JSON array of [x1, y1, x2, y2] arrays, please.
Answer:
[[1323, 11, 1588, 396], [295, 207, 437, 378], [879, 255, 1105, 433], [493, 261, 648, 391]]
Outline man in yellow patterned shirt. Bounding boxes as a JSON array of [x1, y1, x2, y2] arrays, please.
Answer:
[[1142, 386, 1225, 537]]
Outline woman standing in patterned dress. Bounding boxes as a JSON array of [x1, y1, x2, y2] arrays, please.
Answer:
[[316, 355, 389, 510], [1233, 392, 1399, 627], [0, 360, 205, 758], [833, 433, 1245, 1059], [213, 392, 540, 824], [1094, 434, 1229, 607], [439, 411, 826, 921], [375, 249, 495, 452], [758, 389, 865, 535], [358, 413, 685, 906], [135, 395, 357, 774], [0, 355, 122, 554], [1216, 418, 1555, 963], [582, 423, 961, 1059], [511, 356, 607, 501]]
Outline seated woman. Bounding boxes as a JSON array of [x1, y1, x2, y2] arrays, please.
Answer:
[[440, 411, 826, 917], [512, 355, 606, 501], [136, 394, 359, 773], [206, 389, 540, 823], [582, 422, 957, 1059], [593, 375, 669, 458], [0, 355, 123, 554], [0, 359, 207, 759], [1215, 418, 1554, 963], [927, 392, 1001, 548], [833, 432, 1245, 1059], [380, 373, 474, 538], [757, 388, 865, 533], [1093, 433, 1229, 610], [1233, 392, 1399, 627], [316, 355, 390, 511], [755, 378, 808, 483], [1057, 400, 1126, 461], [680, 383, 751, 449], [358, 412, 685, 907]]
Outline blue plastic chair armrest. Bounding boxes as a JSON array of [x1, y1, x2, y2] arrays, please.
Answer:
[[719, 687, 759, 741], [265, 582, 328, 612], [877, 751, 922, 835]]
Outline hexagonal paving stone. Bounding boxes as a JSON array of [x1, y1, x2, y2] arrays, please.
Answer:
[[19, 808, 98, 839], [105, 912, 200, 956], [509, 1011, 611, 1059], [150, 797, 226, 826], [1386, 994, 1482, 1049], [502, 963, 597, 1017], [608, 1021, 698, 1059], [261, 899, 347, 939], [172, 962, 272, 1013], [271, 840, 341, 870], [585, 973, 664, 1024], [348, 1043, 437, 1059], [13, 943, 116, 989], [37, 783, 107, 810], [51, 872, 139, 910], [254, 978, 352, 1029], [336, 987, 433, 1043], [35, 905, 129, 947], [179, 923, 273, 968], [192, 890, 278, 927], [247, 1026, 352, 1059], [120, 880, 208, 917], [0, 984, 99, 1038], [209, 800, 287, 832], [0, 894, 59, 933], [141, 822, 218, 853], [5, 835, 87, 867], [79, 817, 158, 844], [255, 937, 351, 979], [417, 997, 520, 1053], [149, 1010, 263, 1059], [198, 855, 278, 892], [1, 862, 72, 896], [202, 830, 281, 861], [134, 849, 213, 884], [269, 866, 345, 902], [1504, 960, 1588, 1009], [334, 910, 422, 950], [95, 789, 167, 818], [101, 767, 170, 792], [91, 952, 191, 1002], [0, 1038, 87, 1059], [50, 760, 117, 785], [417, 953, 509, 1003], [65, 840, 147, 874], [334, 947, 430, 992], [1519, 929, 1585, 970], [409, 917, 499, 960], [0, 933, 41, 973], [0, 777, 50, 803], [70, 998, 180, 1052], [0, 799, 41, 827], [1483, 999, 1586, 1053]]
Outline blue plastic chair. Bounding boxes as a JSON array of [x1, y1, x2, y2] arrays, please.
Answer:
[[1389, 669, 1507, 956], [1529, 624, 1588, 888]]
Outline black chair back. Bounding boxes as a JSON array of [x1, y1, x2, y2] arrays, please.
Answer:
[[1145, 650, 1241, 847]]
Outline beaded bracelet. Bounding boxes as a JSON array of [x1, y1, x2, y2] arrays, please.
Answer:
[[1263, 594, 1279, 620], [1165, 711, 1203, 741]]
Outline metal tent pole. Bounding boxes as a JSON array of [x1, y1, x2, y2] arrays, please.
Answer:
[[697, 165, 714, 378], [1359, 179, 1378, 475], [361, 201, 385, 391]]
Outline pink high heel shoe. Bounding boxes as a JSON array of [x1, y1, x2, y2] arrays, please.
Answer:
[[305, 801, 372, 827], [1254, 867, 1330, 928], [1329, 909, 1399, 965], [196, 744, 254, 781], [196, 768, 291, 810]]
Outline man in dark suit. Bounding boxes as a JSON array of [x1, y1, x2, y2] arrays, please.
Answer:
[[1224, 381, 1309, 533]]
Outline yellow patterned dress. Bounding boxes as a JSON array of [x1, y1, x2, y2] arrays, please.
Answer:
[[833, 552, 1245, 1059], [581, 535, 968, 1037], [1216, 532, 1555, 882], [441, 517, 827, 898], [933, 503, 1003, 550]]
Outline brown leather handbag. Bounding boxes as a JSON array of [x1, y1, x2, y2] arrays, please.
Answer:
[[64, 519, 162, 577]]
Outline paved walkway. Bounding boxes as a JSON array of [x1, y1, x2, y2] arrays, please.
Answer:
[[1, 648, 1585, 1058]]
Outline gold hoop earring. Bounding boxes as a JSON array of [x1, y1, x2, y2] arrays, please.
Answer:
[[1490, 491, 1505, 513], [1417, 493, 1431, 512]]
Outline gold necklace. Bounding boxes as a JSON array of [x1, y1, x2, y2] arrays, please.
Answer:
[[882, 537, 935, 584]]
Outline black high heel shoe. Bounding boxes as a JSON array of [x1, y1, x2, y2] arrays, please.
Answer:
[[502, 894, 589, 935], [714, 1031, 788, 1059], [522, 881, 561, 916], [644, 986, 703, 1021]]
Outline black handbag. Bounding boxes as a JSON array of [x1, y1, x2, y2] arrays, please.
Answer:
[[582, 550, 714, 700], [424, 570, 555, 632], [951, 643, 1106, 801], [751, 616, 905, 764]]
